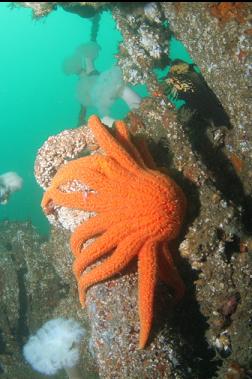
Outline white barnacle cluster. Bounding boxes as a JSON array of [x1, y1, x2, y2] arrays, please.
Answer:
[[54, 207, 93, 232], [119, 34, 150, 84], [120, 57, 149, 85], [117, 5, 166, 84], [139, 25, 162, 59], [127, 67, 142, 84], [126, 35, 146, 63], [236, 33, 252, 77], [144, 2, 162, 24], [22, 2, 52, 17], [126, 14, 137, 27]]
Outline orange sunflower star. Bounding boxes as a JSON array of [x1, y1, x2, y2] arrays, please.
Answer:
[[41, 115, 186, 348]]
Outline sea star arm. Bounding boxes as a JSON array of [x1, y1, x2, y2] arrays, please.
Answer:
[[114, 121, 147, 168], [42, 181, 132, 215], [88, 115, 141, 174], [73, 222, 137, 279], [138, 240, 157, 349], [133, 138, 158, 170], [41, 155, 108, 212], [73, 217, 150, 279], [71, 209, 150, 257], [158, 243, 185, 303], [77, 233, 144, 306], [48, 156, 111, 195], [51, 153, 133, 192], [41, 189, 86, 213], [114, 119, 159, 172], [70, 215, 109, 257]]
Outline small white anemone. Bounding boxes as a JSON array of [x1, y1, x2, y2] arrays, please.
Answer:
[[0, 172, 23, 192], [144, 2, 161, 23], [23, 318, 85, 378]]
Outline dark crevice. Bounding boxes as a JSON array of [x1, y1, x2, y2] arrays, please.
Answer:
[[153, 263, 221, 379], [175, 267, 222, 379], [9, 266, 29, 349], [161, 59, 252, 233], [0, 329, 6, 354], [184, 111, 250, 227], [148, 137, 214, 377], [216, 229, 241, 263]]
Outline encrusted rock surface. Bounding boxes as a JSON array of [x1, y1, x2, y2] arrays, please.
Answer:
[[113, 3, 252, 376], [13, 2, 108, 19], [161, 2, 252, 211], [34, 125, 99, 232], [34, 125, 97, 190]]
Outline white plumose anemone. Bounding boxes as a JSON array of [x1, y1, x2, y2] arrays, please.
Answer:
[[63, 43, 142, 121], [63, 41, 100, 76], [90, 65, 141, 116], [76, 42, 100, 75], [23, 318, 85, 378], [120, 85, 142, 110], [91, 65, 124, 116], [76, 71, 98, 108]]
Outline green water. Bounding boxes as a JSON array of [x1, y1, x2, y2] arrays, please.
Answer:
[[0, 3, 193, 235]]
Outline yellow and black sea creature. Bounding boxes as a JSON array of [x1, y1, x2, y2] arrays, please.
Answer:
[[162, 59, 230, 128]]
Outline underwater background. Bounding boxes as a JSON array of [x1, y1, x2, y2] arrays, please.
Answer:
[[0, 3, 251, 379], [0, 2, 192, 235]]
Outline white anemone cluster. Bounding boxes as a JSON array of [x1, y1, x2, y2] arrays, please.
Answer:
[[23, 318, 85, 376], [63, 42, 142, 121]]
